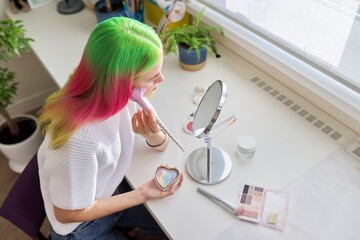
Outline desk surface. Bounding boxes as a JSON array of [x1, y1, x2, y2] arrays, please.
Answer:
[[7, 3, 359, 240], [7, 3, 97, 87]]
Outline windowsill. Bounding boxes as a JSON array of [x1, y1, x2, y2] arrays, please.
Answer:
[[186, 0, 360, 134]]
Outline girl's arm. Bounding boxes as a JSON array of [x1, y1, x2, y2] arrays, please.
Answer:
[[54, 174, 183, 223]]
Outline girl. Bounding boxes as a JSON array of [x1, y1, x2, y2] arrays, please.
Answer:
[[37, 17, 183, 240]]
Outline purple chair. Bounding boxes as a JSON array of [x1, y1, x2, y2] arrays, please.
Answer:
[[0, 153, 49, 239]]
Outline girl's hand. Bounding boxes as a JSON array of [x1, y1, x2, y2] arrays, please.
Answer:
[[132, 108, 159, 137], [138, 174, 184, 201], [132, 109, 169, 151]]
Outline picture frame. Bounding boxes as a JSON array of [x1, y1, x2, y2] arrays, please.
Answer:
[[27, 0, 57, 9]]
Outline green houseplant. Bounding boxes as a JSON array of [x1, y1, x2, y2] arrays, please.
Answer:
[[160, 8, 224, 71], [0, 19, 33, 137], [0, 19, 43, 173]]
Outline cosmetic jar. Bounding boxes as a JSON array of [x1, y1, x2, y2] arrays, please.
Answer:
[[193, 85, 204, 105], [237, 135, 256, 158], [194, 85, 205, 95]]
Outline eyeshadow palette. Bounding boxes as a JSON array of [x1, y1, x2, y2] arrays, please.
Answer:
[[238, 184, 265, 222], [235, 183, 290, 230]]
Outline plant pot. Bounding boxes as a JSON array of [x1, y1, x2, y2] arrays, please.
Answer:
[[0, 114, 43, 173], [178, 45, 207, 71], [95, 0, 126, 23]]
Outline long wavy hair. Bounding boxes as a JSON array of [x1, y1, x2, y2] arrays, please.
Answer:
[[38, 17, 163, 149]]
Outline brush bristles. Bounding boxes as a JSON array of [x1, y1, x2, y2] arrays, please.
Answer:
[[130, 87, 147, 101]]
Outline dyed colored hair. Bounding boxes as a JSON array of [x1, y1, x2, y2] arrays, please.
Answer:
[[38, 17, 163, 149]]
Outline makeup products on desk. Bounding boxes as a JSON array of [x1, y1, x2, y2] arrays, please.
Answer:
[[193, 85, 205, 105], [236, 183, 290, 230], [183, 113, 236, 136], [155, 165, 180, 191], [237, 135, 256, 159], [198, 184, 290, 230]]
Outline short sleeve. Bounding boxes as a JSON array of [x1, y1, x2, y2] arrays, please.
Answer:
[[128, 101, 138, 116], [44, 135, 98, 210]]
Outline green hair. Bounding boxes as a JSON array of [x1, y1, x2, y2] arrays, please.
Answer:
[[86, 17, 163, 78], [38, 17, 163, 149]]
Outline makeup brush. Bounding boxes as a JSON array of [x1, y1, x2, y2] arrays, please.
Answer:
[[130, 88, 185, 152], [197, 187, 244, 217], [212, 114, 236, 139]]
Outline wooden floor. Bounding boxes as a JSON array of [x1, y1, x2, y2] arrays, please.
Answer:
[[0, 109, 50, 240]]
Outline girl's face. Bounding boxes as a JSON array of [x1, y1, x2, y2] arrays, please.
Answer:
[[133, 55, 164, 97]]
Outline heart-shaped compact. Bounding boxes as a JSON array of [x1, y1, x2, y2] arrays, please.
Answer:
[[155, 165, 180, 191]]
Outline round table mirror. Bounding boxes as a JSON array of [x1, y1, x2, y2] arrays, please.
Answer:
[[186, 80, 232, 185]]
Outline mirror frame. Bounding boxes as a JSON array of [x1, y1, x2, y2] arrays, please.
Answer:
[[186, 79, 232, 185], [192, 80, 227, 138]]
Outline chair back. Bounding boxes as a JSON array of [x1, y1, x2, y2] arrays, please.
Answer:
[[0, 153, 47, 239]]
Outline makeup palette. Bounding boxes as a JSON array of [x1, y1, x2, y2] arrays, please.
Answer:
[[235, 184, 290, 230], [155, 165, 180, 191]]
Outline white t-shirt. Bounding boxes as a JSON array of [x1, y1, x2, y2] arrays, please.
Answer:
[[38, 102, 137, 235]]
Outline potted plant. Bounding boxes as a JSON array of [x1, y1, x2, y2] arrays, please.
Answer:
[[0, 19, 43, 173], [160, 8, 224, 71]]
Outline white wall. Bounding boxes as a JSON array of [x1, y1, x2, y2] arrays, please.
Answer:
[[1, 2, 58, 119]]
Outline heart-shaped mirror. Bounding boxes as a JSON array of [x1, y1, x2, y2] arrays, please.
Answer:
[[155, 165, 180, 191]]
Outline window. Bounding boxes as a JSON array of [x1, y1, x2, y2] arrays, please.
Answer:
[[198, 0, 360, 92], [186, 0, 359, 131]]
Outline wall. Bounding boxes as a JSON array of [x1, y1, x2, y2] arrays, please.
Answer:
[[0, 1, 58, 119]]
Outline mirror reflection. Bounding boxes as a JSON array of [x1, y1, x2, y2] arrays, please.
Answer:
[[192, 80, 225, 138], [186, 80, 232, 185]]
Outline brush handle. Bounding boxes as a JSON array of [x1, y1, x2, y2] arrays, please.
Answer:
[[137, 97, 155, 112], [155, 115, 185, 152], [131, 89, 185, 152], [197, 187, 237, 212], [212, 113, 236, 130]]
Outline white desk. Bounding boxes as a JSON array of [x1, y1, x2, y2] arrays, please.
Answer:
[[7, 3, 98, 87], [7, 3, 360, 240]]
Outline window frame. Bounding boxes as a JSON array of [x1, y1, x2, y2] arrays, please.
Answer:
[[186, 0, 360, 133]]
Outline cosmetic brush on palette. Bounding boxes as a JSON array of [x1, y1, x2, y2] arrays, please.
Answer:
[[198, 184, 290, 230]]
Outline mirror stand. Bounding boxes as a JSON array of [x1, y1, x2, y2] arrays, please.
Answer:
[[186, 132, 232, 185]]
